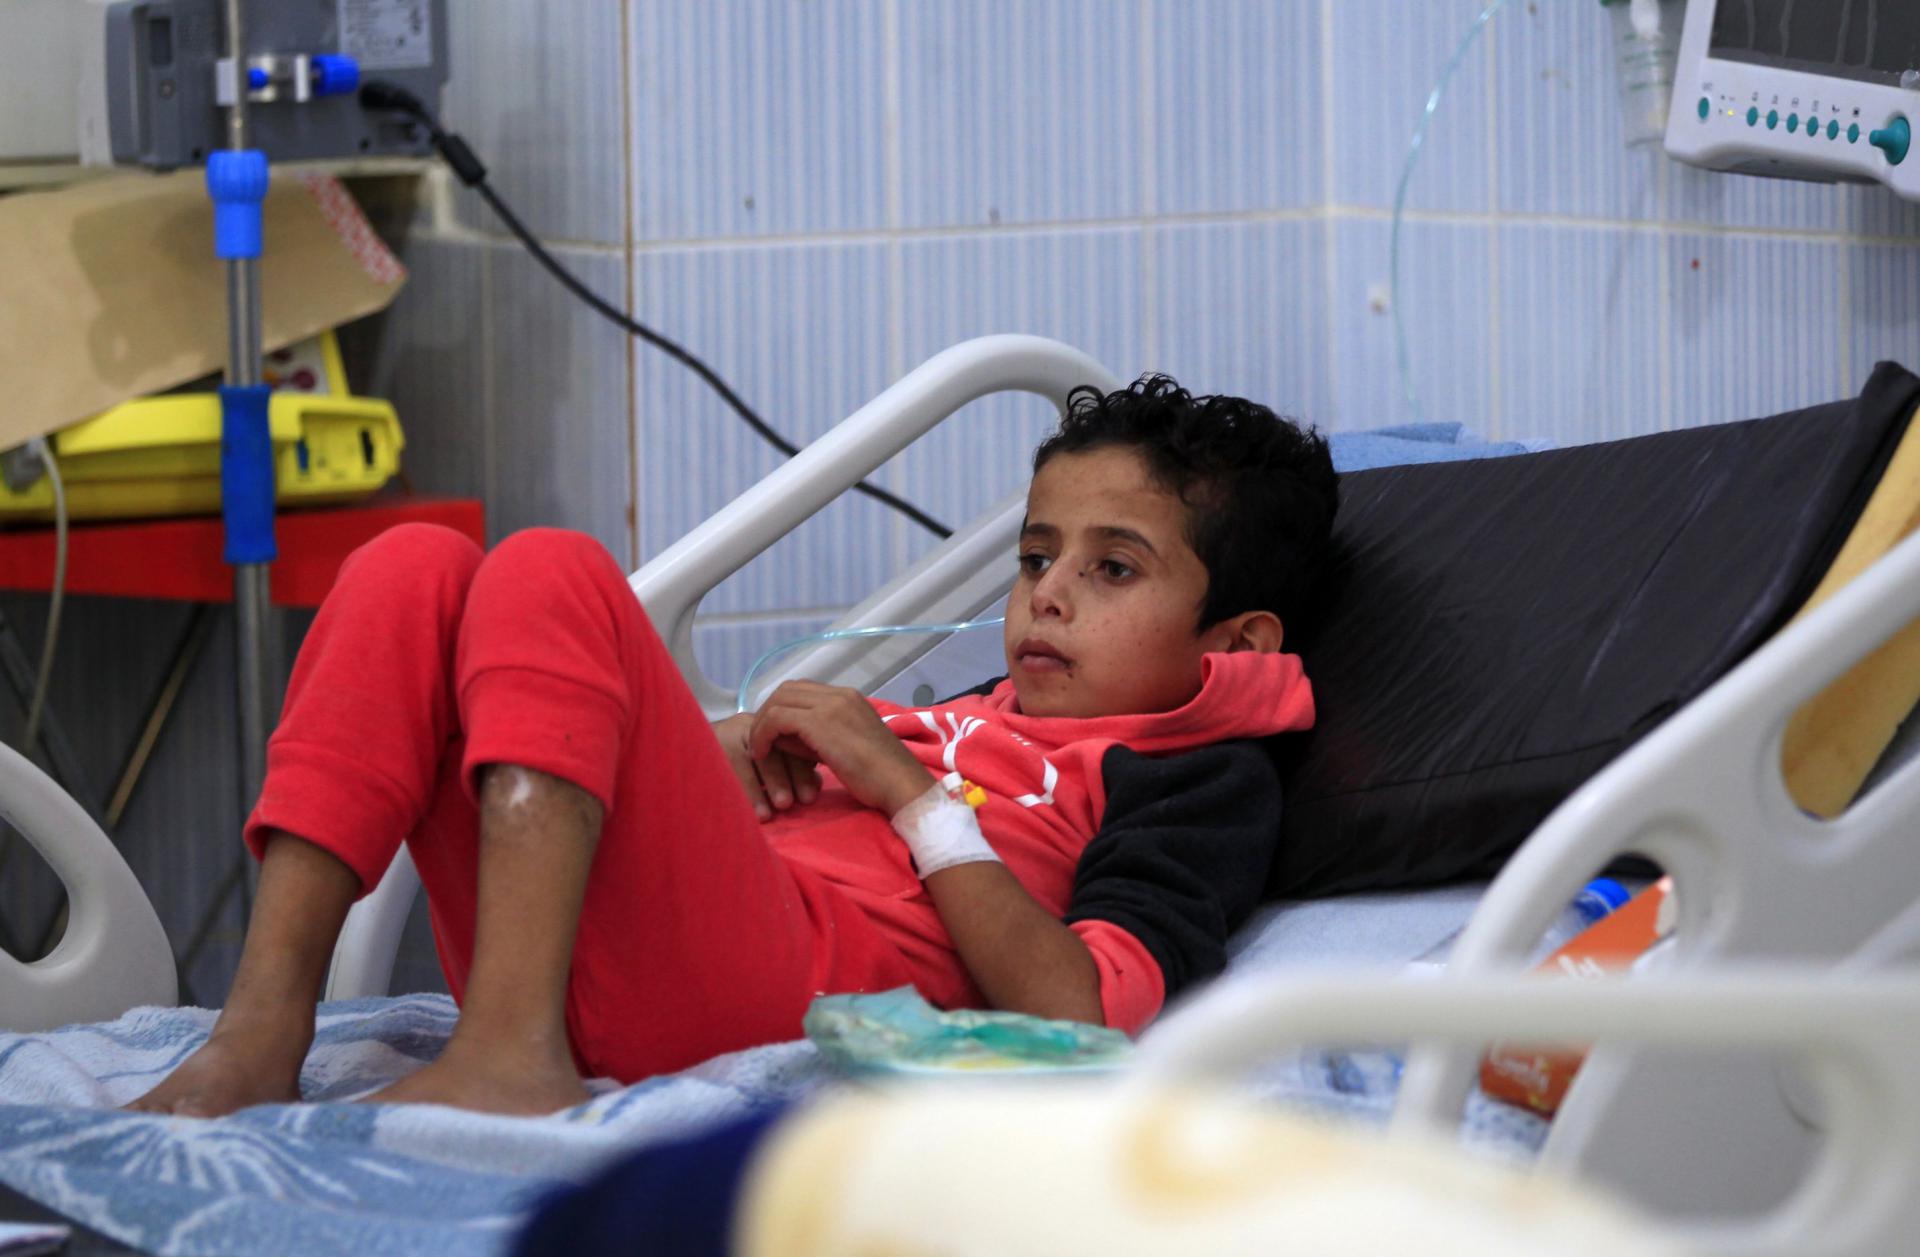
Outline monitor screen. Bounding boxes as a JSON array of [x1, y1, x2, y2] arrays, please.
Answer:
[[1710, 0, 1920, 88]]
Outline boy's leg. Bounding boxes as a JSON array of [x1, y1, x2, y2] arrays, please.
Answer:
[[125, 834, 358, 1115], [361, 763, 599, 1113], [380, 529, 914, 1102], [128, 524, 484, 1116]]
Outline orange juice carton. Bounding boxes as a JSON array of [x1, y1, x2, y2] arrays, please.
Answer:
[[1479, 877, 1676, 1116]]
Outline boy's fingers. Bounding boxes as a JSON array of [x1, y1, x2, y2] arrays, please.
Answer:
[[756, 753, 796, 810], [746, 712, 781, 760], [740, 767, 771, 821], [773, 735, 818, 763], [748, 703, 819, 760], [727, 737, 774, 819], [772, 752, 821, 805]]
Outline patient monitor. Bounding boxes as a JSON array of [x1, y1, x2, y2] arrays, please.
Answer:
[[1667, 0, 1920, 202]]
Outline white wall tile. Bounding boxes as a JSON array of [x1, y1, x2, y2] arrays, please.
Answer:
[[1330, 218, 1494, 431], [1667, 233, 1848, 429], [1847, 244, 1920, 388], [489, 245, 634, 565], [1666, 163, 1850, 232], [1329, 0, 1494, 213], [444, 1, 626, 246], [1150, 0, 1322, 214], [1150, 219, 1333, 427], [632, 239, 895, 613], [890, 228, 1146, 560], [1490, 0, 1661, 220], [1847, 185, 1920, 239], [630, 1, 887, 241], [897, 1, 1141, 228], [1495, 224, 1665, 445]]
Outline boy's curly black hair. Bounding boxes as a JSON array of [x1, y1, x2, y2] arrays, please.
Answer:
[[1032, 374, 1338, 636]]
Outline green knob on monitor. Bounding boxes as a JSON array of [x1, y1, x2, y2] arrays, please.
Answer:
[[1869, 116, 1911, 166]]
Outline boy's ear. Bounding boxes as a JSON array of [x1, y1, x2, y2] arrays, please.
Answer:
[[1208, 610, 1285, 654]]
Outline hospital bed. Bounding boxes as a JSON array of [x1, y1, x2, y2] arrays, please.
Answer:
[[3, 335, 1919, 1254]]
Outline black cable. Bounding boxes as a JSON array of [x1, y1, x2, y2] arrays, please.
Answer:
[[360, 82, 952, 541]]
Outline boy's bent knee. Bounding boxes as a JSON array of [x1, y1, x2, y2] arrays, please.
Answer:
[[482, 529, 631, 598], [346, 522, 485, 587]]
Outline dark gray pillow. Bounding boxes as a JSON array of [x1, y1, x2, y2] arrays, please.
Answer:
[[1267, 361, 1920, 899]]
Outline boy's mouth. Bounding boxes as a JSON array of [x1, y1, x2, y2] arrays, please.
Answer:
[[1013, 638, 1072, 673]]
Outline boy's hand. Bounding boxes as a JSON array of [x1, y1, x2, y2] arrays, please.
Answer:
[[747, 681, 933, 816], [713, 711, 821, 821]]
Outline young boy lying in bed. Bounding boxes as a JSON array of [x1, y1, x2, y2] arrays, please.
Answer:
[[129, 374, 1337, 1117]]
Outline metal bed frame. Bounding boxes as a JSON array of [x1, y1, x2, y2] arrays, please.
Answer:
[[3, 334, 1917, 1255]]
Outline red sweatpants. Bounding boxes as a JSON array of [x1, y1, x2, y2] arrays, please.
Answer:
[[244, 524, 916, 1082]]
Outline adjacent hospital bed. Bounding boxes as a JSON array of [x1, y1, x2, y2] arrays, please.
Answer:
[[2, 335, 1919, 1255]]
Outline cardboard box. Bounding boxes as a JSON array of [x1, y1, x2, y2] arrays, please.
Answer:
[[0, 169, 406, 451]]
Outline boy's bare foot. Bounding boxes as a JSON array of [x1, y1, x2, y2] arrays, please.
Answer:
[[124, 1023, 309, 1118], [359, 1039, 590, 1116]]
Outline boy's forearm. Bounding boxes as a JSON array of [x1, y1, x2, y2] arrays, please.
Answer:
[[922, 861, 1104, 1025], [217, 832, 360, 1033]]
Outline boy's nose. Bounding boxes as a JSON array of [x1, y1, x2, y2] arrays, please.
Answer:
[[1029, 564, 1075, 618]]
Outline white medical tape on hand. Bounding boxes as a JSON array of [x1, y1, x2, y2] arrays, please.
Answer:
[[891, 779, 1000, 878]]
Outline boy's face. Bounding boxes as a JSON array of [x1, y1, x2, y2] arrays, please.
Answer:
[[1005, 446, 1228, 719]]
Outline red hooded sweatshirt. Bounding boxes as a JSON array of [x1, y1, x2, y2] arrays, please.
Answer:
[[761, 650, 1315, 1033]]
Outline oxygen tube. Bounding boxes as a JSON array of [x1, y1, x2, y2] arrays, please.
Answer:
[[735, 616, 1007, 714]]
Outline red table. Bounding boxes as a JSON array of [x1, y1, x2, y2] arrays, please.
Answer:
[[0, 496, 485, 606]]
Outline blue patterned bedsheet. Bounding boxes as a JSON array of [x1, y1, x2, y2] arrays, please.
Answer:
[[0, 996, 833, 1256], [0, 893, 1547, 1256]]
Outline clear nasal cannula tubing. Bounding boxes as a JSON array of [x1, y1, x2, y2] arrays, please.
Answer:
[[1393, 0, 1678, 424], [1391, 0, 1510, 427], [736, 615, 1007, 714]]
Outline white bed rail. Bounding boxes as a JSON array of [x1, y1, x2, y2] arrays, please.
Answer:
[[1386, 526, 1920, 1214], [324, 334, 1122, 1000], [1132, 972, 1920, 1257], [0, 740, 176, 1032], [631, 334, 1122, 715]]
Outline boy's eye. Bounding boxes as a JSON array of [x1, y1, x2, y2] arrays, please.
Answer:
[[1098, 559, 1135, 582], [1017, 552, 1053, 577]]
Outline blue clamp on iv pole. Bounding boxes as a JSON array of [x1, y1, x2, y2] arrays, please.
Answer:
[[207, 149, 276, 566]]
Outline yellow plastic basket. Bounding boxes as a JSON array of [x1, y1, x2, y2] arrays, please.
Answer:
[[0, 333, 405, 522]]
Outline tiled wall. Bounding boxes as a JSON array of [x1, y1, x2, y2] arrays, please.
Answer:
[[15, 0, 1920, 1002], [363, 0, 1917, 687], [1361, 0, 1920, 450], [370, 0, 1349, 693]]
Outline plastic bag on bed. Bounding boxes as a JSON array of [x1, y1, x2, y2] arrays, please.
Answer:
[[803, 987, 1132, 1080]]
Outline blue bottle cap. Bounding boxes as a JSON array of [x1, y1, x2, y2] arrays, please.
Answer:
[[1577, 877, 1632, 919]]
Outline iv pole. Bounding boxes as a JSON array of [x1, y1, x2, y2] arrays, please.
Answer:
[[211, 0, 277, 908]]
